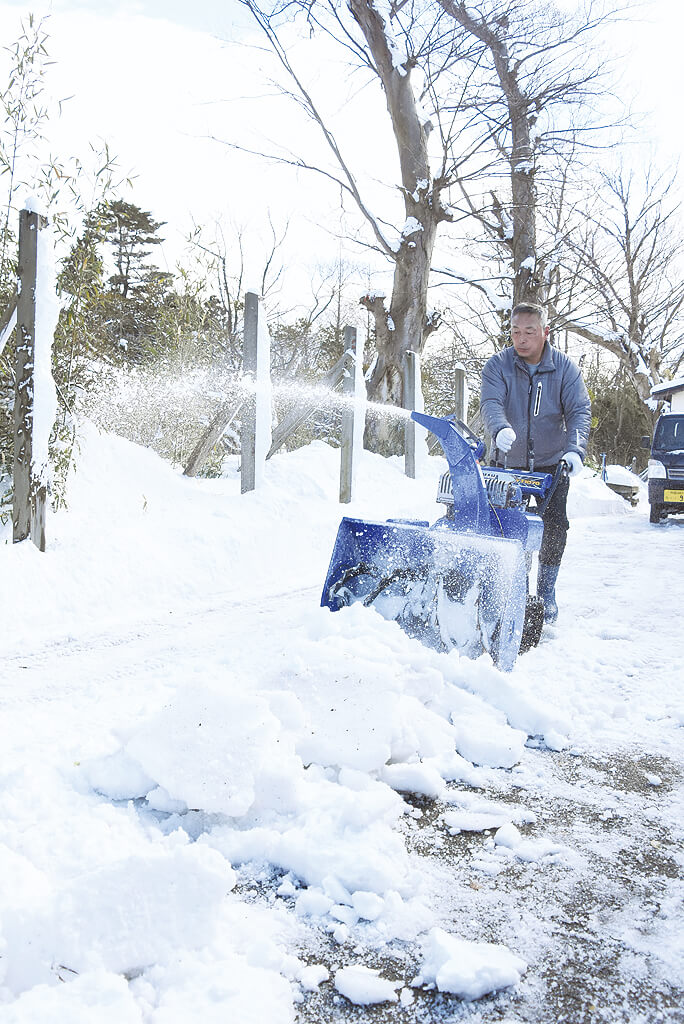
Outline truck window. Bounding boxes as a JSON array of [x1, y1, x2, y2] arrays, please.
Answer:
[[654, 416, 684, 451]]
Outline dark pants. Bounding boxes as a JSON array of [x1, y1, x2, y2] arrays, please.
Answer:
[[534, 464, 570, 568]]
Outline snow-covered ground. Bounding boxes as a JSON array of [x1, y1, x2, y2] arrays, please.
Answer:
[[1, 423, 682, 1023]]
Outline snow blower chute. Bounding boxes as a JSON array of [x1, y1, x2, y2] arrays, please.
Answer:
[[321, 412, 562, 671]]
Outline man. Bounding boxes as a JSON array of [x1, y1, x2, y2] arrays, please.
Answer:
[[479, 303, 591, 622]]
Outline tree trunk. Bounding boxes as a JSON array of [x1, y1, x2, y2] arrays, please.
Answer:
[[348, 0, 448, 449], [439, 1, 542, 305]]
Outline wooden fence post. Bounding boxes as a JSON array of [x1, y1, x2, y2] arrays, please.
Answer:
[[339, 327, 356, 503], [13, 208, 50, 549], [241, 291, 272, 493]]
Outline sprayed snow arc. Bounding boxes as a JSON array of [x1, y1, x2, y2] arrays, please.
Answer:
[[0, 422, 682, 1021]]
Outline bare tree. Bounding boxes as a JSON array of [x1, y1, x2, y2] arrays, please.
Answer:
[[435, 0, 622, 306], [554, 167, 684, 405], [188, 215, 288, 370], [232, 0, 487, 445]]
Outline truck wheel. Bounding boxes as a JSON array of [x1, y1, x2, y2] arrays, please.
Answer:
[[649, 503, 664, 523]]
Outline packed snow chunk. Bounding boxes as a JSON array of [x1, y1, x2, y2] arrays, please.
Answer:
[[542, 729, 569, 752], [294, 888, 334, 918], [381, 760, 446, 799], [1, 969, 142, 1024], [52, 845, 235, 975], [334, 965, 400, 1005], [124, 685, 298, 816], [83, 748, 157, 801], [290, 658, 402, 773], [493, 823, 569, 863], [452, 717, 527, 769], [211, 778, 413, 900], [299, 963, 330, 990], [351, 890, 385, 921], [145, 785, 188, 813], [419, 927, 526, 1000]]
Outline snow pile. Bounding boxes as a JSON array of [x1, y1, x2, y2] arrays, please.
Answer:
[[604, 464, 642, 488], [567, 470, 631, 516]]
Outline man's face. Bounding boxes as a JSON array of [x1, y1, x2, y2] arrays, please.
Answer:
[[511, 312, 549, 364]]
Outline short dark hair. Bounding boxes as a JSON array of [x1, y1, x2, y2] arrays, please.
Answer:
[[511, 302, 547, 329]]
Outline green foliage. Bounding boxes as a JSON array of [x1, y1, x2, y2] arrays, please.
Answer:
[[584, 364, 654, 472]]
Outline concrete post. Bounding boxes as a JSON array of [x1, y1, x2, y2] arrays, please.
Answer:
[[241, 292, 259, 494], [404, 350, 419, 479], [339, 326, 357, 503], [454, 363, 467, 423]]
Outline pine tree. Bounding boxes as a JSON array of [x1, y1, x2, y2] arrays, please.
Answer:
[[90, 199, 173, 362]]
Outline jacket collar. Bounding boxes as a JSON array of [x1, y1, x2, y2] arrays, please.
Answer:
[[511, 341, 555, 374]]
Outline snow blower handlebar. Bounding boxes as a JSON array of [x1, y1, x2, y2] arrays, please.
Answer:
[[412, 410, 567, 519]]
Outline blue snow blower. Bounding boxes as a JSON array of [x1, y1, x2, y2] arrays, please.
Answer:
[[321, 412, 562, 671]]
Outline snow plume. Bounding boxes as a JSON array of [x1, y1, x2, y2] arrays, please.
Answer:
[[80, 362, 247, 467]]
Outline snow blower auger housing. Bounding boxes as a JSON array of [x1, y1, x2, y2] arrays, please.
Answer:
[[321, 412, 559, 672]]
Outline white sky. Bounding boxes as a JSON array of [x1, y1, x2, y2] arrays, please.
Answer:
[[0, 0, 682, 309]]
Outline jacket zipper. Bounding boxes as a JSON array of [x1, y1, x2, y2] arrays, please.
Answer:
[[526, 372, 535, 470]]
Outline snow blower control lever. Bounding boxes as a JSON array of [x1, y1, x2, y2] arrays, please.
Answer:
[[321, 413, 561, 672]]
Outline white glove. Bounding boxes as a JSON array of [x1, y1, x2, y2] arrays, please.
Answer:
[[561, 451, 583, 477], [495, 427, 516, 453]]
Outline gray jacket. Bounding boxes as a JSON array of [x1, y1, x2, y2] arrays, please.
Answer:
[[480, 343, 591, 469]]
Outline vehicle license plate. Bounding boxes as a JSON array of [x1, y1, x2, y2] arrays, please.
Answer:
[[664, 489, 684, 502]]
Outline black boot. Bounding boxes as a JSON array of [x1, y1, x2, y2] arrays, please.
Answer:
[[537, 563, 560, 623]]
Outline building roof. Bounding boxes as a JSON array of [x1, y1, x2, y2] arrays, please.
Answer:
[[651, 376, 684, 399]]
